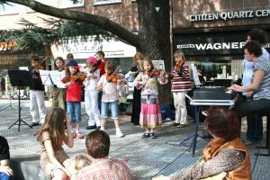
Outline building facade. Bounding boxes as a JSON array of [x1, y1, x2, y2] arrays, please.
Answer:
[[2, 0, 270, 78], [172, 0, 270, 81]]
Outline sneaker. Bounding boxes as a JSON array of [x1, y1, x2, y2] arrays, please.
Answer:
[[150, 133, 158, 139], [142, 133, 150, 139], [86, 125, 97, 130], [172, 122, 180, 126], [116, 130, 124, 138]]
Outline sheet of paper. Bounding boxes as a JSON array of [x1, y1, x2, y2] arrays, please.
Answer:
[[152, 60, 165, 70], [39, 70, 66, 88], [39, 70, 52, 86], [49, 70, 66, 88]]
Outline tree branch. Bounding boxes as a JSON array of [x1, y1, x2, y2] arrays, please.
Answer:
[[4, 0, 141, 48]]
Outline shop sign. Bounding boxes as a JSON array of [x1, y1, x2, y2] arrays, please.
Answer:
[[190, 9, 270, 22], [0, 41, 17, 51], [94, 0, 122, 5], [51, 36, 136, 59], [174, 31, 254, 56]]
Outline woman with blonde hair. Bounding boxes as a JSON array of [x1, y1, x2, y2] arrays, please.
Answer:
[[170, 50, 192, 128], [37, 108, 74, 180]]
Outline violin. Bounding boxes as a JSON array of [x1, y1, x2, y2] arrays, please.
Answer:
[[175, 60, 184, 72], [147, 69, 161, 78], [106, 73, 120, 84], [62, 72, 86, 83]]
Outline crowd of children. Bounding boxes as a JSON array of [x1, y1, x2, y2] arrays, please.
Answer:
[[28, 49, 193, 139], [23, 49, 196, 179]]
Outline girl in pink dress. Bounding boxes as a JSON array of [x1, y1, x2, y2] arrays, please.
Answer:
[[134, 58, 167, 139]]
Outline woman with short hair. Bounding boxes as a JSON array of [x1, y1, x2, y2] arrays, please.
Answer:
[[153, 107, 251, 180]]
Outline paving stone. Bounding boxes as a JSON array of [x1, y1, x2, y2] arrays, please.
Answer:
[[0, 100, 269, 179]]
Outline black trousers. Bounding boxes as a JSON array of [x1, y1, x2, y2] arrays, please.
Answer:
[[234, 96, 270, 141]]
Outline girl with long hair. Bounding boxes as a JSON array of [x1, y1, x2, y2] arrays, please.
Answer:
[[134, 58, 168, 139], [37, 108, 74, 180]]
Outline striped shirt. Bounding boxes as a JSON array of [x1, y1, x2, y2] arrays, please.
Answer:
[[253, 55, 270, 100], [77, 158, 134, 180], [171, 63, 192, 92]]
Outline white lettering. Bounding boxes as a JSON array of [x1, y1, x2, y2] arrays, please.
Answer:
[[220, 12, 228, 21], [247, 10, 254, 18], [189, 9, 270, 22], [240, 41, 246, 49], [195, 44, 207, 50], [213, 43, 221, 49], [231, 42, 239, 49], [206, 44, 213, 50], [222, 42, 230, 49]]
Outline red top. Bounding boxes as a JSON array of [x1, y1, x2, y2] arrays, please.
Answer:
[[66, 80, 82, 102], [97, 59, 106, 75]]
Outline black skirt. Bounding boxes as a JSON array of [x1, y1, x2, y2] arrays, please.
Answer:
[[131, 87, 141, 125]]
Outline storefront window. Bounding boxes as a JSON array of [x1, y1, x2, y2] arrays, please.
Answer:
[[188, 56, 243, 86]]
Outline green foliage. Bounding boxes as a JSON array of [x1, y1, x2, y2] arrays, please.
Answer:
[[0, 18, 113, 52]]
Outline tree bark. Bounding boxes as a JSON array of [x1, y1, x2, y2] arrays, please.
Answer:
[[137, 0, 171, 103]]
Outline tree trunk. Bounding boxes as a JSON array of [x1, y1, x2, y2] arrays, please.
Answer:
[[2, 0, 172, 103], [137, 0, 171, 103]]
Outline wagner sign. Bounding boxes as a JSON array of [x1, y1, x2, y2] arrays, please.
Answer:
[[174, 30, 270, 56], [190, 9, 270, 22]]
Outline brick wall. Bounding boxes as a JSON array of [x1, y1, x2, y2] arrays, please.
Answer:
[[84, 0, 139, 31]]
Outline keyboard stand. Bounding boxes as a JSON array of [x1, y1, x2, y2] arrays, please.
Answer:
[[168, 95, 234, 157]]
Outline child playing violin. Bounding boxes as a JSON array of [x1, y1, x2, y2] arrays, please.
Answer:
[[62, 60, 86, 139], [96, 62, 124, 138], [83, 56, 101, 130], [29, 55, 47, 127], [170, 50, 192, 128], [51, 57, 66, 110], [134, 58, 168, 139]]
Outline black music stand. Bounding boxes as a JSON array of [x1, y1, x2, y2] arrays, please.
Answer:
[[8, 70, 32, 132]]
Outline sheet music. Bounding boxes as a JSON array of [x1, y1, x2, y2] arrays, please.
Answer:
[[49, 70, 66, 88], [191, 63, 202, 87], [39, 70, 52, 87], [39, 70, 66, 88]]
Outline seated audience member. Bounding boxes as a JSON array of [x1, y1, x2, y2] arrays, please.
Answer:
[[229, 41, 270, 141], [37, 108, 74, 180], [0, 136, 13, 180], [70, 154, 92, 180], [77, 130, 134, 180], [153, 108, 251, 180]]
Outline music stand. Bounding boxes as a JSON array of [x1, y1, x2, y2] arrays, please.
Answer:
[[8, 70, 32, 131]]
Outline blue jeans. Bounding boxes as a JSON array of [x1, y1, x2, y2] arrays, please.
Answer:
[[101, 101, 118, 120], [0, 172, 11, 180], [67, 102, 81, 123]]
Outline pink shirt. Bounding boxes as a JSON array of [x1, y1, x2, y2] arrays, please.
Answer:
[[77, 158, 134, 180]]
